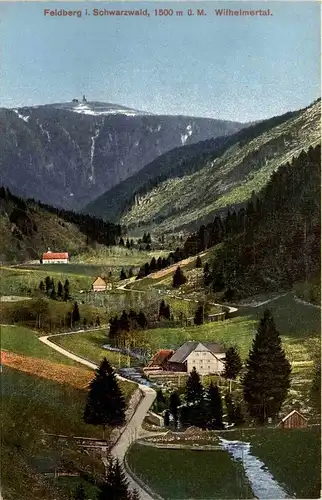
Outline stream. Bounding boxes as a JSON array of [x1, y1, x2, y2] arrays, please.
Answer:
[[219, 438, 292, 499]]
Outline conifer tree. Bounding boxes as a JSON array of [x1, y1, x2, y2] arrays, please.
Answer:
[[194, 305, 204, 325], [45, 276, 52, 294], [223, 346, 243, 388], [126, 239, 131, 249], [120, 268, 127, 280], [234, 403, 245, 426], [72, 301, 81, 324], [169, 391, 181, 428], [185, 367, 204, 404], [73, 483, 86, 500], [224, 392, 236, 425], [84, 358, 125, 437], [172, 266, 187, 288], [164, 410, 170, 427], [207, 382, 224, 429], [158, 300, 170, 320], [195, 255, 202, 268], [50, 281, 56, 300], [98, 458, 129, 499], [119, 310, 130, 332], [243, 309, 291, 424], [150, 257, 157, 271], [39, 280, 45, 293], [128, 267, 133, 278], [119, 237, 125, 247], [137, 312, 147, 329], [63, 279, 70, 301], [57, 280, 63, 299], [155, 389, 167, 413]]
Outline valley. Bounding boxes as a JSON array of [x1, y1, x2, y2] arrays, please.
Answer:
[[1, 232, 320, 499], [0, 98, 320, 500], [86, 99, 321, 234]]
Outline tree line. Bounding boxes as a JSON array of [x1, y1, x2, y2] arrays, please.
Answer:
[[39, 276, 71, 301], [0, 186, 122, 247], [135, 145, 320, 298]]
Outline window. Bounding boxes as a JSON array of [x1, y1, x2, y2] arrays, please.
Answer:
[[203, 353, 207, 356]]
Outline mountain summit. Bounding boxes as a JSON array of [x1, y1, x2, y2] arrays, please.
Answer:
[[0, 101, 245, 210]]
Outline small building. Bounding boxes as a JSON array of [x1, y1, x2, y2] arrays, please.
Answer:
[[42, 251, 69, 264], [146, 349, 174, 371], [277, 410, 308, 429], [92, 277, 112, 292]]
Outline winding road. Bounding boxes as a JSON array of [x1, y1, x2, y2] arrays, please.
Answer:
[[39, 333, 159, 499]]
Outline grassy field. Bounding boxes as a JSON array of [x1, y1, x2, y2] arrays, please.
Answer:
[[1, 325, 136, 400], [1, 365, 107, 500], [0, 266, 93, 297], [72, 245, 168, 267], [218, 426, 321, 499], [127, 444, 253, 499], [51, 329, 142, 369], [1, 324, 136, 499], [1, 325, 80, 366]]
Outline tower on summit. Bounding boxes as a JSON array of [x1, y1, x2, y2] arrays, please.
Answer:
[[83, 94, 87, 102]]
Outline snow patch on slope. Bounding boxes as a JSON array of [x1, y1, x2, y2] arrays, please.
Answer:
[[72, 102, 141, 117], [181, 124, 193, 145], [13, 109, 30, 123], [89, 128, 100, 182]]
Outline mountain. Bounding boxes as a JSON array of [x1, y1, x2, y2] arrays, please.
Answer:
[[0, 187, 121, 263], [207, 143, 321, 297], [85, 99, 321, 233], [0, 101, 245, 210]]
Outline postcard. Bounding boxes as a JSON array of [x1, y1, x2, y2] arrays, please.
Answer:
[[0, 1, 321, 499]]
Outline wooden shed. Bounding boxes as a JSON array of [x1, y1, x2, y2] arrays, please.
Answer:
[[92, 277, 112, 292], [277, 410, 308, 429]]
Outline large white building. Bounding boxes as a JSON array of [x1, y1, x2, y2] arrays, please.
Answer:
[[42, 251, 69, 264], [168, 341, 226, 375]]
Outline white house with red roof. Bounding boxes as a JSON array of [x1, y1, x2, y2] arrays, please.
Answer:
[[42, 249, 69, 264]]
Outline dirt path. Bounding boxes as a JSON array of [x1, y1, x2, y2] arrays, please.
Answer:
[[293, 295, 321, 309], [38, 333, 159, 499], [0, 295, 32, 302]]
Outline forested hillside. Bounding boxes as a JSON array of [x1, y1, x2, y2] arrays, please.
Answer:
[[202, 145, 321, 297], [0, 188, 121, 263], [85, 99, 320, 234], [138, 145, 320, 298]]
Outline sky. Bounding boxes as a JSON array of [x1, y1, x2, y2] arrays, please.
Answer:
[[1, 1, 320, 121]]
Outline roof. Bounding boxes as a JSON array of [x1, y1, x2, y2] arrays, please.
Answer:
[[150, 349, 174, 366], [280, 410, 308, 422], [43, 252, 69, 259], [92, 277, 107, 286], [169, 341, 225, 364]]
